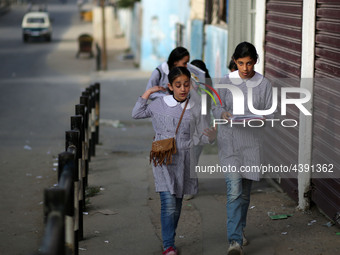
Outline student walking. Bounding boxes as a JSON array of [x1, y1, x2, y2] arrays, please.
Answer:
[[145, 47, 190, 100], [188, 59, 213, 169], [132, 67, 215, 255], [212, 42, 274, 255]]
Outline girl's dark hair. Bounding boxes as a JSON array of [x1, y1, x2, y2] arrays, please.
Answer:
[[190, 59, 211, 78], [232, 41, 258, 62], [167, 66, 191, 94], [167, 47, 190, 71], [228, 59, 238, 71]]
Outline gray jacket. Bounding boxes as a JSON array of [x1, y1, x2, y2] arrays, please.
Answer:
[[132, 95, 211, 197], [145, 62, 170, 100], [212, 71, 274, 181]]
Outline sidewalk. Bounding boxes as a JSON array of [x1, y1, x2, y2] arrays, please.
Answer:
[[79, 17, 340, 255]]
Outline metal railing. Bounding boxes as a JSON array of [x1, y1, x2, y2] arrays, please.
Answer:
[[38, 83, 100, 255]]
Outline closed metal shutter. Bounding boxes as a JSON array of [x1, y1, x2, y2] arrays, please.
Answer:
[[312, 0, 340, 224], [263, 0, 303, 201], [227, 0, 252, 60]]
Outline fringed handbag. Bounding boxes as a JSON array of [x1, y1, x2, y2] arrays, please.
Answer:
[[150, 99, 189, 167]]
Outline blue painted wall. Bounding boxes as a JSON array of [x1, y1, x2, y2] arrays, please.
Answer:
[[130, 3, 141, 64], [204, 25, 229, 78], [140, 0, 190, 71], [190, 19, 204, 61]]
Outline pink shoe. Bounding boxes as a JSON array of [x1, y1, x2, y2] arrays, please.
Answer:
[[162, 246, 178, 255]]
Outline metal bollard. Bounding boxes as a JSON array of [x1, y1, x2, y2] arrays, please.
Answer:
[[40, 188, 66, 255], [87, 86, 96, 157], [81, 93, 91, 162], [94, 83, 100, 145], [65, 130, 80, 255], [75, 104, 88, 192], [71, 115, 84, 241], [80, 95, 90, 187], [96, 43, 101, 71], [58, 151, 76, 255], [85, 87, 94, 157]]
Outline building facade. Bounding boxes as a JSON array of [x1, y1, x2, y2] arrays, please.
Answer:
[[117, 0, 340, 224]]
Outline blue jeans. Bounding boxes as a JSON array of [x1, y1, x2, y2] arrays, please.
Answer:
[[225, 175, 252, 245], [160, 192, 183, 250]]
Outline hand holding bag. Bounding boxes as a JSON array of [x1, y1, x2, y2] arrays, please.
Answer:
[[150, 99, 189, 167]]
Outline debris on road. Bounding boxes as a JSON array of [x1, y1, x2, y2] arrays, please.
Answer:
[[307, 220, 317, 226], [100, 119, 125, 128], [93, 209, 118, 215], [24, 145, 32, 150], [268, 212, 293, 220]]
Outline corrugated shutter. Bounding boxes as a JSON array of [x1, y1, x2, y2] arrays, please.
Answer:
[[227, 0, 251, 60], [315, 0, 340, 78], [312, 0, 340, 224], [263, 0, 303, 201]]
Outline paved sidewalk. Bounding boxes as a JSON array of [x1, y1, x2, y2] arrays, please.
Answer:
[[77, 10, 340, 255]]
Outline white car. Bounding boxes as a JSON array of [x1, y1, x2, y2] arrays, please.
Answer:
[[22, 12, 52, 42]]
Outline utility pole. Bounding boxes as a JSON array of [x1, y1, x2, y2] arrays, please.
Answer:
[[100, 0, 107, 70]]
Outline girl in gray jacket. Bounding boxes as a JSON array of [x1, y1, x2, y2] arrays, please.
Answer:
[[133, 67, 215, 255], [212, 42, 274, 255], [145, 47, 190, 100]]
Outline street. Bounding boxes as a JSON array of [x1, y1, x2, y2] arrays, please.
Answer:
[[0, 1, 95, 254]]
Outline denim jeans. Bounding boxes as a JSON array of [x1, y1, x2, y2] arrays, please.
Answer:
[[225, 174, 253, 245], [160, 192, 183, 250]]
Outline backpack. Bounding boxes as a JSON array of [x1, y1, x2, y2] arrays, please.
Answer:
[[156, 67, 162, 83]]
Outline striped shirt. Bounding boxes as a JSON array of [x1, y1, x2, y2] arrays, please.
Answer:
[[132, 95, 210, 197], [212, 71, 274, 181]]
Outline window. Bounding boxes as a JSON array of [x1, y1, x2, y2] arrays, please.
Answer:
[[205, 0, 227, 25], [248, 0, 256, 43], [27, 18, 45, 24]]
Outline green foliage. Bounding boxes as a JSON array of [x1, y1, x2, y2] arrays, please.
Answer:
[[116, 0, 140, 8], [86, 186, 101, 197]]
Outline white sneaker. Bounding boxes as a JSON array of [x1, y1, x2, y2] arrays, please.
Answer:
[[227, 241, 243, 255], [243, 232, 249, 246]]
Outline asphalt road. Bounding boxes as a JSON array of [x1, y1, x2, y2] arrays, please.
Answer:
[[0, 2, 96, 254], [0, 2, 154, 254]]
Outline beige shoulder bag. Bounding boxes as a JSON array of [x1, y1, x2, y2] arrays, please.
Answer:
[[150, 98, 189, 167]]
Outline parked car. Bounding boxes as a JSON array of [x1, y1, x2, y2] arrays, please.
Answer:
[[22, 12, 52, 42]]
